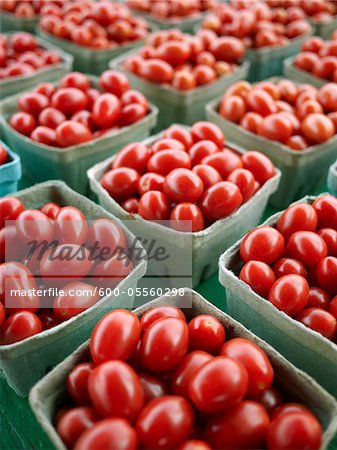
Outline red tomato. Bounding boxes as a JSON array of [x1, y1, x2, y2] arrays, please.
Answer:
[[0, 302, 5, 327], [1, 311, 42, 344], [71, 110, 95, 132], [51, 88, 88, 116], [56, 407, 100, 448], [189, 140, 219, 166], [188, 356, 248, 413], [140, 306, 186, 333], [301, 113, 335, 144], [18, 92, 49, 117], [257, 114, 293, 142], [87, 218, 126, 255], [151, 138, 186, 154], [67, 362, 94, 406], [228, 168, 255, 202], [38, 107, 66, 129], [272, 258, 307, 279], [278, 80, 298, 104], [318, 83, 337, 112], [241, 151, 276, 184], [101, 168, 140, 201], [221, 337, 274, 396], [99, 70, 130, 97], [312, 195, 337, 229], [277, 203, 318, 240], [163, 125, 194, 150], [287, 231, 328, 266], [30, 126, 57, 146], [121, 90, 148, 110], [286, 135, 309, 150], [193, 65, 217, 86], [220, 95, 247, 123], [246, 89, 277, 117], [11, 32, 36, 53], [53, 282, 99, 321], [199, 181, 242, 221], [241, 112, 264, 133], [202, 149, 243, 179], [113, 143, 150, 174], [140, 317, 189, 372], [272, 402, 310, 420], [329, 296, 337, 319], [138, 173, 165, 196], [170, 350, 212, 397], [16, 209, 53, 243], [157, 41, 191, 66], [140, 59, 174, 83], [121, 198, 139, 214], [296, 100, 323, 120], [138, 191, 171, 221], [9, 112, 36, 136], [240, 261, 276, 297], [90, 310, 140, 364], [307, 287, 330, 310], [318, 228, 337, 256], [172, 70, 197, 91], [119, 103, 147, 126], [74, 418, 138, 450], [0, 145, 7, 166], [60, 72, 91, 92], [163, 168, 204, 203], [139, 373, 169, 404], [0, 196, 25, 228], [191, 122, 225, 147], [316, 256, 337, 296], [147, 150, 191, 176], [205, 401, 270, 450], [253, 386, 284, 416], [170, 203, 205, 232], [92, 93, 121, 128], [192, 165, 222, 189], [268, 274, 309, 317], [136, 396, 194, 450], [88, 360, 144, 420], [240, 226, 285, 264], [178, 440, 211, 450], [92, 253, 133, 289], [267, 411, 322, 450], [209, 36, 245, 63], [296, 308, 336, 339], [188, 314, 225, 354], [56, 121, 92, 147]]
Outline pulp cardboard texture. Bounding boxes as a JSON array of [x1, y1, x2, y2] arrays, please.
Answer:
[[0, 76, 158, 194], [283, 56, 326, 88], [37, 28, 152, 75], [219, 195, 337, 397], [87, 128, 281, 287], [29, 289, 337, 450], [0, 181, 147, 397], [0, 140, 21, 196], [0, 11, 38, 32], [328, 161, 337, 196], [110, 49, 249, 130], [309, 17, 337, 40], [0, 33, 73, 99], [206, 79, 337, 209]]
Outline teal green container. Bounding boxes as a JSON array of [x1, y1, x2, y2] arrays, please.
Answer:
[[0, 10, 38, 32], [309, 17, 337, 39], [328, 161, 337, 196], [0, 141, 21, 196], [283, 56, 326, 88]]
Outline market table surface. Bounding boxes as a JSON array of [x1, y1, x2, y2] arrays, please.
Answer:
[[1, 179, 337, 450]]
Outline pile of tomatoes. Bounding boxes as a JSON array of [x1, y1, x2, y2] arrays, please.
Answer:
[[39, 1, 150, 50], [238, 195, 337, 341], [218, 79, 337, 149], [126, 0, 215, 20], [54, 305, 323, 449], [100, 122, 276, 232], [8, 70, 151, 147], [123, 29, 245, 91], [265, 0, 337, 24], [0, 32, 62, 80], [0, 195, 134, 345], [0, 144, 9, 166], [294, 32, 337, 82], [200, 0, 311, 49], [0, 0, 64, 18]]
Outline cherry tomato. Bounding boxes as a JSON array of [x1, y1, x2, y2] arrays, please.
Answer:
[[1, 311, 42, 344], [164, 168, 204, 203], [221, 337, 274, 396], [193, 65, 217, 86], [267, 411, 322, 450], [296, 308, 336, 340], [307, 287, 330, 310], [74, 418, 138, 450], [240, 261, 276, 297], [205, 401, 270, 450], [113, 143, 150, 174], [9, 112, 36, 136], [60, 72, 91, 92], [312, 195, 337, 229], [220, 95, 247, 123], [199, 181, 242, 221], [172, 71, 197, 91], [51, 88, 88, 116], [247, 89, 277, 117], [56, 206, 88, 245], [40, 202, 61, 220], [56, 407, 100, 448], [253, 386, 284, 416], [191, 122, 225, 148], [139, 373, 169, 404], [18, 92, 49, 117], [30, 126, 57, 146], [138, 191, 171, 221], [99, 70, 129, 97], [121, 90, 148, 110], [147, 150, 191, 176], [118, 103, 147, 127], [329, 296, 337, 319], [15, 209, 53, 244], [272, 402, 311, 420], [318, 83, 337, 112], [316, 256, 337, 296], [192, 164, 222, 189], [258, 114, 293, 143], [92, 93, 121, 128], [0, 302, 5, 327], [318, 228, 337, 256], [163, 125, 194, 150], [301, 113, 335, 144], [228, 168, 255, 202], [0, 196, 25, 228], [178, 440, 211, 450], [268, 274, 309, 317], [157, 41, 191, 66], [273, 258, 307, 279], [189, 140, 219, 166], [140, 317, 189, 372], [92, 253, 133, 289], [140, 306, 186, 333], [240, 226, 285, 264], [241, 151, 276, 184], [140, 59, 174, 83], [121, 197, 139, 214], [241, 112, 264, 134], [170, 203, 205, 232], [88, 360, 144, 420], [202, 149, 243, 179], [56, 121, 92, 147], [90, 309, 140, 364], [188, 356, 248, 413], [101, 168, 140, 201], [188, 314, 225, 354], [209, 36, 245, 63], [53, 282, 100, 321], [287, 231, 328, 266], [87, 218, 126, 256], [151, 138, 186, 154], [11, 32, 36, 53], [277, 203, 318, 241], [67, 362, 94, 406]]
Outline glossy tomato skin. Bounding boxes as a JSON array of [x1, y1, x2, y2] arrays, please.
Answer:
[[199, 181, 242, 221], [53, 282, 100, 321], [220, 337, 274, 396], [88, 360, 144, 421], [87, 218, 126, 255], [0, 302, 6, 327], [40, 202, 61, 220], [239, 261, 276, 297], [56, 121, 92, 147], [136, 396, 194, 450], [296, 308, 337, 340], [147, 150, 191, 176], [15, 209, 53, 243], [73, 418, 138, 450], [140, 306, 186, 333], [268, 274, 309, 317], [191, 122, 225, 148], [56, 206, 88, 245], [287, 231, 328, 267], [241, 151, 276, 184], [192, 165, 222, 189], [18, 92, 49, 117], [60, 72, 91, 92], [99, 70, 130, 97], [139, 373, 169, 404], [228, 168, 255, 202], [189, 140, 219, 166], [56, 407, 100, 448], [329, 296, 337, 319], [316, 256, 337, 296], [312, 195, 337, 230], [204, 401, 270, 450], [318, 228, 337, 256], [202, 149, 243, 179], [1, 311, 42, 344], [151, 138, 186, 154], [188, 356, 248, 413], [277, 204, 317, 240], [112, 143, 150, 174], [0, 197, 25, 228], [178, 440, 211, 450], [90, 310, 140, 364], [170, 203, 205, 232], [9, 112, 36, 136], [307, 287, 330, 310], [101, 168, 140, 201], [164, 168, 204, 203], [253, 386, 284, 416], [138, 191, 171, 221], [272, 258, 307, 279], [38, 107, 66, 129], [301, 113, 335, 144], [140, 317, 189, 372], [92, 93, 121, 128], [164, 125, 194, 149], [188, 315, 225, 354], [67, 362, 94, 406], [140, 59, 174, 83], [267, 411, 322, 450], [240, 226, 285, 264], [51, 88, 87, 116]]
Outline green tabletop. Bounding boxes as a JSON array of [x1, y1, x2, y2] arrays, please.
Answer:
[[1, 180, 336, 450]]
